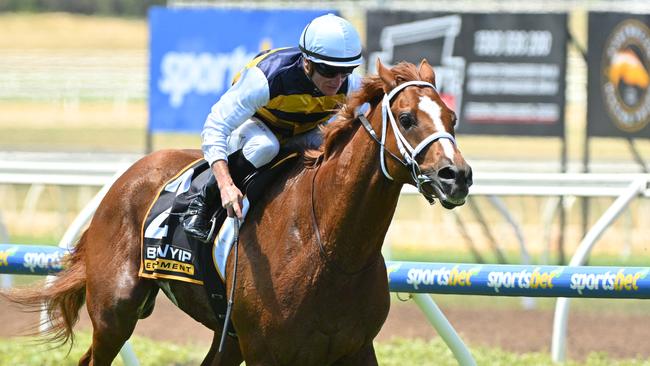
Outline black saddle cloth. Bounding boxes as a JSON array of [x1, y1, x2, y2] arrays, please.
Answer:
[[139, 150, 299, 335]]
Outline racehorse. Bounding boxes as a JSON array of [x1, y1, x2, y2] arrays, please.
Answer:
[[4, 59, 472, 365]]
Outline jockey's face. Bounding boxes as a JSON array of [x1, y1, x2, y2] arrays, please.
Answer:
[[303, 59, 349, 96]]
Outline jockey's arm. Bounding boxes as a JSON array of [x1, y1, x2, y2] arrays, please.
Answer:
[[201, 66, 270, 218], [344, 73, 369, 116], [210, 159, 243, 218]]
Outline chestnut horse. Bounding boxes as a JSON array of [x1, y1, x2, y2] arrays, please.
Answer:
[[6, 59, 471, 365]]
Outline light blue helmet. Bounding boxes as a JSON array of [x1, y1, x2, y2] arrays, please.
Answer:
[[298, 14, 363, 67]]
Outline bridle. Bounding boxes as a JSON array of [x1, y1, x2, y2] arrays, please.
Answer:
[[309, 80, 459, 275], [358, 80, 457, 204]]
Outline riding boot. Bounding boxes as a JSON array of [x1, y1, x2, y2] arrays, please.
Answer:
[[182, 151, 257, 243], [182, 173, 220, 243]]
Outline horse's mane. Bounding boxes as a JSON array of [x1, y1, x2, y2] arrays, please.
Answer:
[[305, 62, 422, 165]]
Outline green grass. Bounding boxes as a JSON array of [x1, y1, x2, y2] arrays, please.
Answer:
[[1, 334, 648, 366], [377, 338, 650, 366], [6, 234, 60, 246], [0, 332, 205, 366]]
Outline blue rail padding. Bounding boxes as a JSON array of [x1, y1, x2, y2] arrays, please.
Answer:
[[3, 246, 649, 299], [0, 244, 68, 275], [386, 261, 650, 299]]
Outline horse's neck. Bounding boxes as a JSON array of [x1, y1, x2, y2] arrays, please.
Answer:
[[315, 122, 403, 271]]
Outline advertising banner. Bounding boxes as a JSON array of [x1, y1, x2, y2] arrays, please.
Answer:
[[386, 261, 650, 299], [0, 244, 65, 276], [587, 12, 650, 138], [149, 7, 332, 133], [367, 11, 567, 137]]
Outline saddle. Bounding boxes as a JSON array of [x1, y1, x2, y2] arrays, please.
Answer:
[[138, 150, 299, 332]]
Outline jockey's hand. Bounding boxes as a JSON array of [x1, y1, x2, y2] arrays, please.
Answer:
[[211, 159, 244, 219], [220, 183, 243, 219]]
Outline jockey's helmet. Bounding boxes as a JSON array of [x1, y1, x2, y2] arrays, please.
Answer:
[[298, 14, 363, 68]]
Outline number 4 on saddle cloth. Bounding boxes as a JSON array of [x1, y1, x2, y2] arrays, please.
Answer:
[[138, 150, 299, 330]]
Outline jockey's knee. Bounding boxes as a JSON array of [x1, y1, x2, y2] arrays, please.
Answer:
[[242, 139, 280, 168]]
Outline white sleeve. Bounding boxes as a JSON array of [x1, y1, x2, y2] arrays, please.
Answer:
[[201, 66, 270, 166], [346, 73, 363, 96], [347, 73, 370, 115]]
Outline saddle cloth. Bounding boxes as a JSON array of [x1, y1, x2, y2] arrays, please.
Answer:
[[139, 158, 213, 285], [138, 152, 299, 327]]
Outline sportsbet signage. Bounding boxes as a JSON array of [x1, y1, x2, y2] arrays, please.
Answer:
[[587, 12, 650, 138], [386, 262, 650, 299]]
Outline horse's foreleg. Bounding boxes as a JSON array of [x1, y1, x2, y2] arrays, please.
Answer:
[[201, 331, 243, 366], [332, 344, 379, 366]]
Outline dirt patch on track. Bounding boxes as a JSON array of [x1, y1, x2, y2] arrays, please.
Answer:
[[2, 295, 649, 361]]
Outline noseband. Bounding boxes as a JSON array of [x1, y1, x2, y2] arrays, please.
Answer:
[[358, 80, 457, 204]]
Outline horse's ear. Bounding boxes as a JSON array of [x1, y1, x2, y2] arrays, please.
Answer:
[[376, 58, 396, 93], [418, 59, 436, 86]]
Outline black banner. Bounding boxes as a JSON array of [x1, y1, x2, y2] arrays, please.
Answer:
[[587, 12, 650, 138], [366, 11, 567, 137]]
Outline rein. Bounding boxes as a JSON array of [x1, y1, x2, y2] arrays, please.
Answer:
[[219, 220, 239, 353], [359, 80, 457, 204]]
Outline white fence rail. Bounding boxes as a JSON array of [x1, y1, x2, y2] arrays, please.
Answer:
[[0, 161, 131, 186], [3, 158, 649, 196]]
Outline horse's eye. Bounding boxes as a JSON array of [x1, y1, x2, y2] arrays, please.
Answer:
[[398, 112, 416, 129], [450, 111, 458, 126]]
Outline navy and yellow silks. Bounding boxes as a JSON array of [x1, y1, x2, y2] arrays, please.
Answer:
[[233, 47, 348, 140]]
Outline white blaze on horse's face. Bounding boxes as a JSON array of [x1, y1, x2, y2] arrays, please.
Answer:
[[418, 96, 456, 160]]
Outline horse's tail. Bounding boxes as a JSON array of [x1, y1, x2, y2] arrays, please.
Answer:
[[2, 231, 88, 346]]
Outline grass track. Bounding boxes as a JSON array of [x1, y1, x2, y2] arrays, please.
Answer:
[[1, 333, 649, 366]]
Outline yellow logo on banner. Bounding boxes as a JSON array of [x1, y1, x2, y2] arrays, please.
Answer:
[[0, 247, 17, 266], [386, 263, 401, 283], [602, 19, 650, 133]]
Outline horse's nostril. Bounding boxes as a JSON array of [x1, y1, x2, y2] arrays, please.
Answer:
[[465, 167, 474, 186], [437, 165, 458, 181]]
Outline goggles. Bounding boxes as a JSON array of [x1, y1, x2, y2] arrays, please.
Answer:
[[312, 62, 356, 78]]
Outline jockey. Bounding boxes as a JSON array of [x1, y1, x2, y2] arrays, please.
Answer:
[[183, 13, 364, 242]]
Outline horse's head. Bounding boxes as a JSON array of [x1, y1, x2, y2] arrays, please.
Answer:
[[373, 58, 472, 208]]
